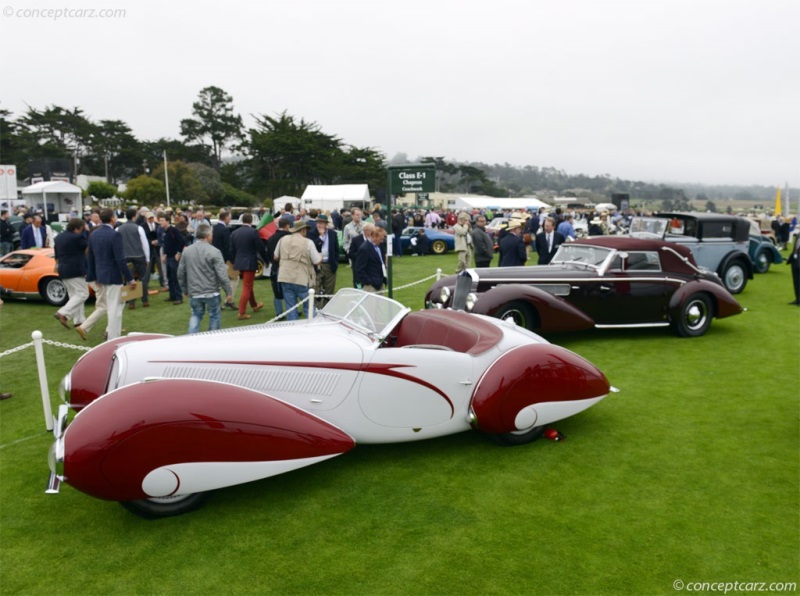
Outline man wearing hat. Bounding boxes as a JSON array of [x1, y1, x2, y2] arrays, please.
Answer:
[[499, 220, 528, 267], [230, 213, 268, 320], [274, 219, 322, 320], [307, 214, 339, 308]]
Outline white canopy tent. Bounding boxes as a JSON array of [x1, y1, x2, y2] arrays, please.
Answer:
[[21, 181, 83, 222], [301, 184, 370, 212], [449, 196, 552, 213]]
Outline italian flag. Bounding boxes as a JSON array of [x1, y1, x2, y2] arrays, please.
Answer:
[[257, 212, 276, 241]]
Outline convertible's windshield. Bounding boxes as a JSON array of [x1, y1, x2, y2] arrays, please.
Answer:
[[630, 217, 669, 238], [320, 289, 410, 337], [551, 244, 614, 268]]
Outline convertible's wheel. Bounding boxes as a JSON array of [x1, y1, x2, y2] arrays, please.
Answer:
[[431, 239, 447, 254], [494, 301, 537, 331], [491, 426, 545, 447], [754, 250, 771, 274], [673, 293, 712, 338], [255, 258, 265, 278], [120, 493, 209, 519], [721, 261, 747, 294], [40, 277, 68, 306]]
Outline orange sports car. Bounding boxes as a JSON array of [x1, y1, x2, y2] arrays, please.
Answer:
[[0, 248, 69, 306]]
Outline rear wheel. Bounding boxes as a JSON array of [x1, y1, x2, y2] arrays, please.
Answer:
[[491, 426, 545, 446], [753, 250, 771, 274], [431, 239, 447, 254], [673, 293, 712, 337], [494, 301, 537, 331], [120, 492, 209, 519], [40, 277, 68, 306], [721, 261, 747, 294]]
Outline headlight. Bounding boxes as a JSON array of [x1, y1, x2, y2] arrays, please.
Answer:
[[465, 293, 477, 311], [438, 287, 451, 303]]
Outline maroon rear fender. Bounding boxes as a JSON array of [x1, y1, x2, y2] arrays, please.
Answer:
[[68, 334, 171, 411], [63, 379, 355, 501], [471, 344, 610, 434], [473, 285, 596, 333]]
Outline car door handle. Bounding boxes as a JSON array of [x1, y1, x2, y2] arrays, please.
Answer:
[[459, 380, 472, 386], [599, 285, 613, 292]]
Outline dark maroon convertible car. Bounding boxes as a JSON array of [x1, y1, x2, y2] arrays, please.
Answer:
[[425, 237, 743, 337]]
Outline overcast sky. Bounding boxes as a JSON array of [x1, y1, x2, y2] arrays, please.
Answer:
[[2, 0, 797, 187]]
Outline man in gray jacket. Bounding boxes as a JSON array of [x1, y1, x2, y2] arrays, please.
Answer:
[[178, 224, 234, 333], [118, 207, 151, 309]]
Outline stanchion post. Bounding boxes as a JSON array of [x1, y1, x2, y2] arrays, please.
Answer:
[[437, 268, 442, 280], [308, 289, 315, 320], [31, 331, 54, 432]]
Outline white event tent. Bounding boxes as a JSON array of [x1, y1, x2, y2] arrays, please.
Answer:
[[21, 181, 83, 222]]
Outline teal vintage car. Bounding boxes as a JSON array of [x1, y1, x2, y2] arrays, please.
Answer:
[[748, 219, 783, 273]]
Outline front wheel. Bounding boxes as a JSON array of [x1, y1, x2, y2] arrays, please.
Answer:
[[491, 426, 545, 446], [494, 301, 537, 331], [120, 492, 209, 519], [721, 261, 747, 294], [673, 293, 712, 337], [753, 250, 771, 274], [431, 239, 447, 254], [40, 277, 68, 306]]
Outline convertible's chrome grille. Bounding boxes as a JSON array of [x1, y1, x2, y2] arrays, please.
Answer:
[[161, 366, 340, 396]]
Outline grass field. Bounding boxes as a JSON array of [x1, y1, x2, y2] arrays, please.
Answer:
[[1, 251, 798, 595]]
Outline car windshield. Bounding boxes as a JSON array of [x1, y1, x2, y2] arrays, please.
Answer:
[[551, 244, 614, 268], [320, 288, 410, 337], [630, 217, 669, 238]]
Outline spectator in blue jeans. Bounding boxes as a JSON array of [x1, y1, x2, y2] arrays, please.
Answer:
[[0, 210, 14, 256], [178, 224, 234, 333]]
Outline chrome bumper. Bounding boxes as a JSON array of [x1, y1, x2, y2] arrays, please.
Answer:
[[46, 404, 69, 494]]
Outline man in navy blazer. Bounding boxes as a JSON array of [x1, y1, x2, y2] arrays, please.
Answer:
[[534, 217, 566, 265], [20, 215, 48, 249], [53, 218, 89, 329], [76, 209, 135, 341], [230, 213, 268, 320], [307, 213, 339, 306], [354, 226, 387, 292]]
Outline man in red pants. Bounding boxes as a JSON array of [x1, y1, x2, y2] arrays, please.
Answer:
[[230, 213, 268, 320]]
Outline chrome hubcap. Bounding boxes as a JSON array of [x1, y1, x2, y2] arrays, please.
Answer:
[[686, 302, 706, 328]]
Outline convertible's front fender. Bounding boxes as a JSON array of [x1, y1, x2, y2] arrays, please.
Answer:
[[668, 279, 743, 321], [473, 284, 595, 333], [471, 344, 610, 434], [67, 334, 172, 411], [62, 379, 355, 501]]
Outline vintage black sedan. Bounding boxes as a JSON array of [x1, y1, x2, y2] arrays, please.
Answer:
[[425, 237, 743, 337]]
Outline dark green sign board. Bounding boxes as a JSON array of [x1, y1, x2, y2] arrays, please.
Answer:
[[388, 165, 435, 194]]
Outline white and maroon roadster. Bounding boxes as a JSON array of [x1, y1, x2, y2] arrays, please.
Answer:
[[48, 289, 613, 518]]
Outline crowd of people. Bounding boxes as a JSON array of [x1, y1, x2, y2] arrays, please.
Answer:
[[3, 200, 798, 340]]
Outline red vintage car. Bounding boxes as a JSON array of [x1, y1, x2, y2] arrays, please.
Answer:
[[425, 236, 743, 337]]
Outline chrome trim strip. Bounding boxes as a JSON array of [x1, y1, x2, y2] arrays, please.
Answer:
[[476, 277, 687, 285], [660, 246, 706, 274], [594, 322, 670, 328]]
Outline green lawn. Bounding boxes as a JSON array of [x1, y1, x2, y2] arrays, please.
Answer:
[[1, 252, 798, 595]]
